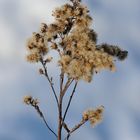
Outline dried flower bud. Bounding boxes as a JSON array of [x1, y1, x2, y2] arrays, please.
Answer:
[[32, 99, 39, 106], [82, 112, 89, 121], [45, 57, 53, 63], [27, 53, 41, 63], [83, 106, 104, 127], [23, 96, 32, 105], [23, 96, 39, 106], [33, 32, 42, 42], [40, 23, 48, 33], [51, 43, 58, 49], [95, 105, 104, 114], [117, 50, 128, 60], [66, 50, 72, 56], [39, 68, 44, 74], [96, 43, 128, 61], [59, 41, 65, 47], [88, 29, 97, 43], [70, 0, 81, 4]]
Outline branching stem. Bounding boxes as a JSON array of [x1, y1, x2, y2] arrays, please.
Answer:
[[32, 104, 57, 138], [40, 60, 59, 109], [41, 112, 58, 138], [63, 81, 78, 122], [65, 119, 87, 140]]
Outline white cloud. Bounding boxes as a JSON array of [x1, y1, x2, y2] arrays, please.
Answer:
[[0, 20, 17, 59]]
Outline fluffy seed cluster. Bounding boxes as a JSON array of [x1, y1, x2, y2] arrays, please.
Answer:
[[23, 96, 43, 117], [26, 32, 48, 63], [96, 43, 128, 61], [26, 0, 127, 82], [83, 106, 104, 127], [24, 96, 39, 106]]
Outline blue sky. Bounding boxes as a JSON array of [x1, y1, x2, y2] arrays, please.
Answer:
[[0, 0, 140, 140]]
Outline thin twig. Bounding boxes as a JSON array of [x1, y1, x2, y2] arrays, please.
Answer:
[[41, 113, 58, 138], [40, 60, 59, 109], [65, 119, 87, 140], [60, 71, 64, 94], [63, 81, 78, 122], [58, 75, 74, 139], [32, 105, 57, 138], [62, 78, 74, 98], [62, 121, 70, 133], [59, 72, 71, 133], [58, 78, 74, 134]]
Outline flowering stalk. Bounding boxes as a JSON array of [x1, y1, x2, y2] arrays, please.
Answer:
[[63, 81, 78, 122], [58, 73, 74, 140], [24, 0, 128, 140], [65, 119, 87, 140], [23, 96, 57, 138], [40, 59, 59, 109]]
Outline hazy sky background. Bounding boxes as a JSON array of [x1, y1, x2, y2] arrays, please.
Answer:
[[0, 0, 140, 140]]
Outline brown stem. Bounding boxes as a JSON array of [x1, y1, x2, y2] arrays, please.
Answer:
[[61, 78, 75, 133], [65, 119, 87, 140], [60, 71, 64, 95], [63, 81, 78, 122], [58, 98, 62, 140], [41, 60, 59, 109], [58, 75, 74, 139], [58, 88, 65, 139], [58, 70, 65, 140], [31, 104, 57, 138], [41, 112, 58, 138], [62, 78, 74, 97], [62, 121, 70, 133]]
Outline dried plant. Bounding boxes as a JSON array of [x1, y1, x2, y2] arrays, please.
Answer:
[[24, 0, 128, 140]]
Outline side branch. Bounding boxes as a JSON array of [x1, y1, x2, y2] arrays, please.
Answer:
[[65, 119, 87, 140], [62, 78, 74, 97], [39, 108, 58, 138], [60, 71, 64, 95], [63, 81, 78, 122], [27, 99, 58, 138], [40, 60, 59, 108]]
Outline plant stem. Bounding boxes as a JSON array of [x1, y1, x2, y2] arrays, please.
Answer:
[[32, 104, 57, 138], [57, 71, 64, 140], [41, 60, 59, 109], [65, 119, 87, 140], [58, 96, 62, 140], [58, 74, 74, 139], [62, 78, 74, 97], [63, 81, 78, 122], [42, 114, 58, 138]]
